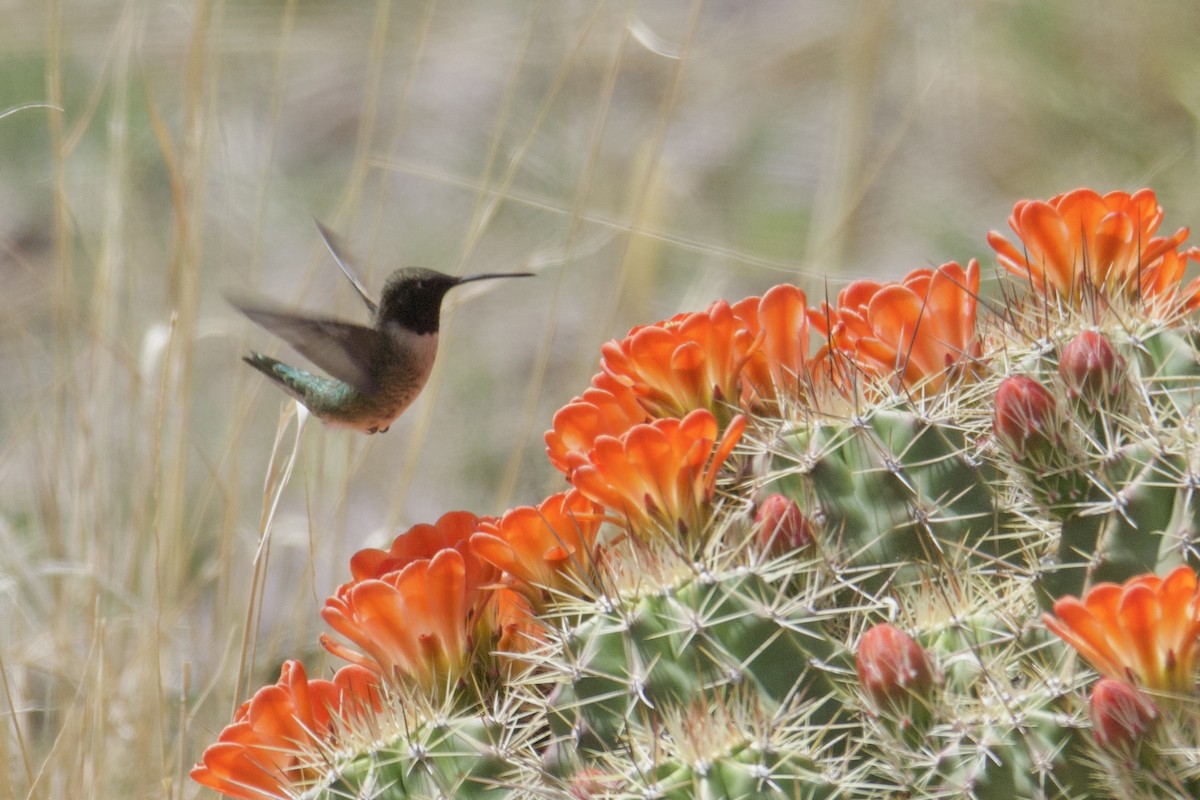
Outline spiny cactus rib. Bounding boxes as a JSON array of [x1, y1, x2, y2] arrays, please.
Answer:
[[311, 714, 519, 800], [542, 566, 846, 752], [772, 405, 1017, 591]]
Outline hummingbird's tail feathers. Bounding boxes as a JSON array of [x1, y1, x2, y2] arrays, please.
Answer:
[[314, 220, 379, 315], [230, 296, 384, 394], [242, 353, 309, 404]]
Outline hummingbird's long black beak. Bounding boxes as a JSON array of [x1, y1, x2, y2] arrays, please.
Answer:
[[456, 271, 535, 285]]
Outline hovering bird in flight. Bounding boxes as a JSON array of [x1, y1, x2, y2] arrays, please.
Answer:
[[231, 222, 533, 434]]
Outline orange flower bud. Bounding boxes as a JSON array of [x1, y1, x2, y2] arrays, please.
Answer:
[[1058, 330, 1122, 407], [992, 375, 1060, 463], [754, 494, 812, 554], [1089, 678, 1158, 753], [856, 623, 935, 727]]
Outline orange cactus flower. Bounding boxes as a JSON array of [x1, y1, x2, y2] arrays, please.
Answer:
[[470, 490, 603, 601], [546, 385, 650, 476], [1140, 244, 1200, 312], [569, 408, 746, 537], [547, 286, 818, 474], [730, 283, 814, 408], [321, 549, 478, 693], [597, 299, 760, 420], [345, 511, 499, 629], [1043, 566, 1200, 693], [811, 261, 981, 395], [491, 587, 547, 665], [987, 188, 1200, 310], [191, 660, 381, 800], [348, 510, 495, 583]]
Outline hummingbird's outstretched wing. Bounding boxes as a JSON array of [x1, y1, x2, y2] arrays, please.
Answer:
[[314, 221, 379, 316], [228, 295, 386, 394]]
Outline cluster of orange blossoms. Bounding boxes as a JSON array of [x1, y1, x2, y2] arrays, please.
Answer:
[[194, 188, 1200, 796], [191, 661, 381, 799], [987, 188, 1200, 311], [810, 260, 981, 396]]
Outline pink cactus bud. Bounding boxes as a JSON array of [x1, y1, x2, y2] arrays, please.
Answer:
[[1089, 678, 1158, 753], [570, 767, 609, 799], [856, 623, 935, 723], [754, 494, 813, 554], [1058, 330, 1121, 404], [992, 375, 1060, 462]]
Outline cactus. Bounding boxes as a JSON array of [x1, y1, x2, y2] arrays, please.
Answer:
[[311, 706, 528, 800], [194, 187, 1200, 800], [768, 403, 1018, 592], [536, 553, 848, 755]]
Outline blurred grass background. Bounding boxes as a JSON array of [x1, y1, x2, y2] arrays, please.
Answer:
[[3, 0, 1200, 797]]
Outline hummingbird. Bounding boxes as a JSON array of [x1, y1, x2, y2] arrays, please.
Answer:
[[231, 222, 533, 434]]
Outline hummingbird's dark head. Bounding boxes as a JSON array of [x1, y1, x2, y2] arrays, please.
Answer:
[[377, 268, 463, 335], [377, 267, 534, 335]]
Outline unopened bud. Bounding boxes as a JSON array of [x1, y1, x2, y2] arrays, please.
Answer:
[[570, 768, 609, 799], [1090, 678, 1158, 755], [856, 623, 935, 729], [993, 375, 1060, 463], [754, 494, 813, 554], [1058, 331, 1122, 407]]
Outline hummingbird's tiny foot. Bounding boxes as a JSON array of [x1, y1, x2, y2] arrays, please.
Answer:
[[380, 426, 390, 433], [368, 426, 378, 434]]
